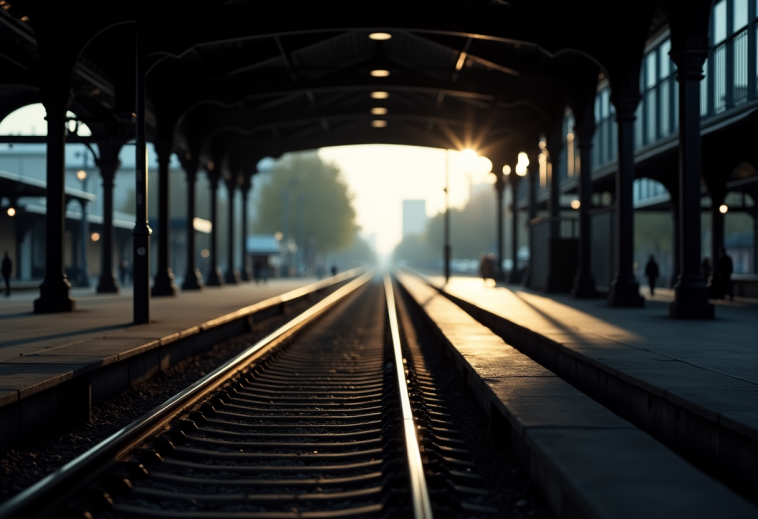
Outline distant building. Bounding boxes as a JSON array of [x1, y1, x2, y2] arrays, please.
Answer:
[[402, 200, 427, 237]]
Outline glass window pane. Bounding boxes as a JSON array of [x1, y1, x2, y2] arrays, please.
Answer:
[[734, 0, 749, 31], [660, 79, 670, 136], [646, 51, 657, 88], [714, 0, 727, 43], [660, 40, 671, 77], [602, 89, 609, 118]]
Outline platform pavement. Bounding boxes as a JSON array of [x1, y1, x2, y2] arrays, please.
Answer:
[[0, 279, 316, 420], [0, 280, 314, 361], [406, 271, 758, 499]]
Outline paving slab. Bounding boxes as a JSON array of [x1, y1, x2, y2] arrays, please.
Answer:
[[402, 270, 758, 501], [526, 428, 758, 519], [396, 271, 758, 517]]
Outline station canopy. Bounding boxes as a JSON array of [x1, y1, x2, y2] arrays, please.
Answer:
[[0, 1, 669, 170]]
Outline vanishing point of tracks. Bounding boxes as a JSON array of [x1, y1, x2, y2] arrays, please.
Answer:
[[0, 272, 495, 519]]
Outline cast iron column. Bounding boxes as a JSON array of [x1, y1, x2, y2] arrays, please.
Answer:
[[710, 188, 726, 287], [508, 174, 522, 284], [152, 140, 177, 296], [78, 195, 90, 288], [607, 97, 644, 307], [182, 160, 203, 290], [96, 151, 120, 293], [525, 148, 540, 287], [546, 136, 562, 240], [34, 90, 75, 312], [205, 167, 224, 287], [495, 171, 505, 280], [224, 176, 240, 284], [669, 47, 714, 318], [132, 11, 152, 324], [240, 174, 253, 281], [572, 132, 598, 298]]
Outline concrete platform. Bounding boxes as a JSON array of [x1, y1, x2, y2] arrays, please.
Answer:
[[395, 272, 758, 519], [402, 269, 758, 501], [0, 273, 358, 451]]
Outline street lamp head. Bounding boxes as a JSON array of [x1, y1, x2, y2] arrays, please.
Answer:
[[515, 152, 529, 176], [369, 32, 392, 40], [475, 156, 492, 175], [6, 207, 15, 217], [502, 165, 511, 176], [76, 169, 87, 181], [371, 91, 389, 99], [719, 204, 728, 214], [370, 69, 390, 77], [460, 149, 478, 165]]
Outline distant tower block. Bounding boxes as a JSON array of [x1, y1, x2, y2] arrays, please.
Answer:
[[402, 200, 427, 237]]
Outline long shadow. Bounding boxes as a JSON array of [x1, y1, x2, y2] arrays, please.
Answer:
[[0, 311, 36, 321], [0, 323, 132, 348], [505, 288, 602, 343]]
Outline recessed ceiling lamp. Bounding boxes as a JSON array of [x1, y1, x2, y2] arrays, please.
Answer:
[[370, 69, 390, 77], [372, 120, 388, 128], [371, 107, 388, 115], [371, 91, 389, 99], [369, 32, 392, 41]]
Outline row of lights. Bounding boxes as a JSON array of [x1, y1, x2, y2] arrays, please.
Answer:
[[369, 33, 392, 128]]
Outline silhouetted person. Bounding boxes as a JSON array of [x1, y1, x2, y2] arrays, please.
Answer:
[[2, 251, 12, 297], [479, 253, 495, 284], [701, 257, 711, 284], [119, 259, 128, 286], [331, 265, 337, 276], [644, 255, 659, 296], [715, 247, 734, 300]]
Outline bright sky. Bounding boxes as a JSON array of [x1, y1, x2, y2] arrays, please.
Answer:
[[319, 145, 494, 254], [0, 104, 496, 255]]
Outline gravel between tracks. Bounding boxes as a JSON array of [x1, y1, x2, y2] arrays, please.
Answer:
[[0, 293, 326, 505]]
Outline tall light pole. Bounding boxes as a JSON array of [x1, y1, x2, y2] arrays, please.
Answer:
[[444, 150, 451, 282], [505, 153, 529, 283], [75, 162, 90, 288]]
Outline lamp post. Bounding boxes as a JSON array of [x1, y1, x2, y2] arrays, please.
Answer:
[[75, 158, 90, 288], [505, 153, 529, 283], [444, 150, 451, 282]]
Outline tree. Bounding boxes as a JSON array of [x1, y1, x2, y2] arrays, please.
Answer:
[[252, 152, 358, 255]]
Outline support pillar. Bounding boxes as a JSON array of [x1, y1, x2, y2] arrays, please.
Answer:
[[240, 174, 253, 281], [608, 97, 644, 307], [508, 174, 522, 284], [670, 195, 682, 287], [34, 91, 75, 313], [546, 135, 562, 240], [132, 12, 152, 324], [494, 171, 505, 281], [96, 150, 121, 294], [152, 139, 177, 296], [525, 147, 540, 287], [205, 168, 224, 287], [572, 137, 598, 298], [224, 177, 240, 285], [182, 160, 203, 290], [669, 46, 714, 318], [77, 197, 90, 288]]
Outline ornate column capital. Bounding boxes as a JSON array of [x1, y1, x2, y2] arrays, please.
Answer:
[[669, 47, 709, 80]]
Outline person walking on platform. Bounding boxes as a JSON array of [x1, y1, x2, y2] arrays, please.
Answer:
[[644, 255, 659, 296], [2, 251, 12, 297], [715, 247, 734, 300]]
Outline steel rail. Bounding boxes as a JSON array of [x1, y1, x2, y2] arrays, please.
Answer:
[[383, 272, 434, 519], [0, 268, 375, 519]]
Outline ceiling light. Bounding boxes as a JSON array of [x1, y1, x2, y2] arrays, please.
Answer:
[[371, 107, 388, 115], [371, 91, 389, 99], [7, 207, 15, 217], [719, 204, 728, 214], [370, 70, 390, 77], [91, 232, 100, 242], [372, 120, 388, 128], [369, 32, 392, 41], [571, 200, 581, 209]]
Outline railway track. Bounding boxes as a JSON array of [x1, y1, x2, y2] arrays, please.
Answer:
[[0, 272, 495, 519]]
